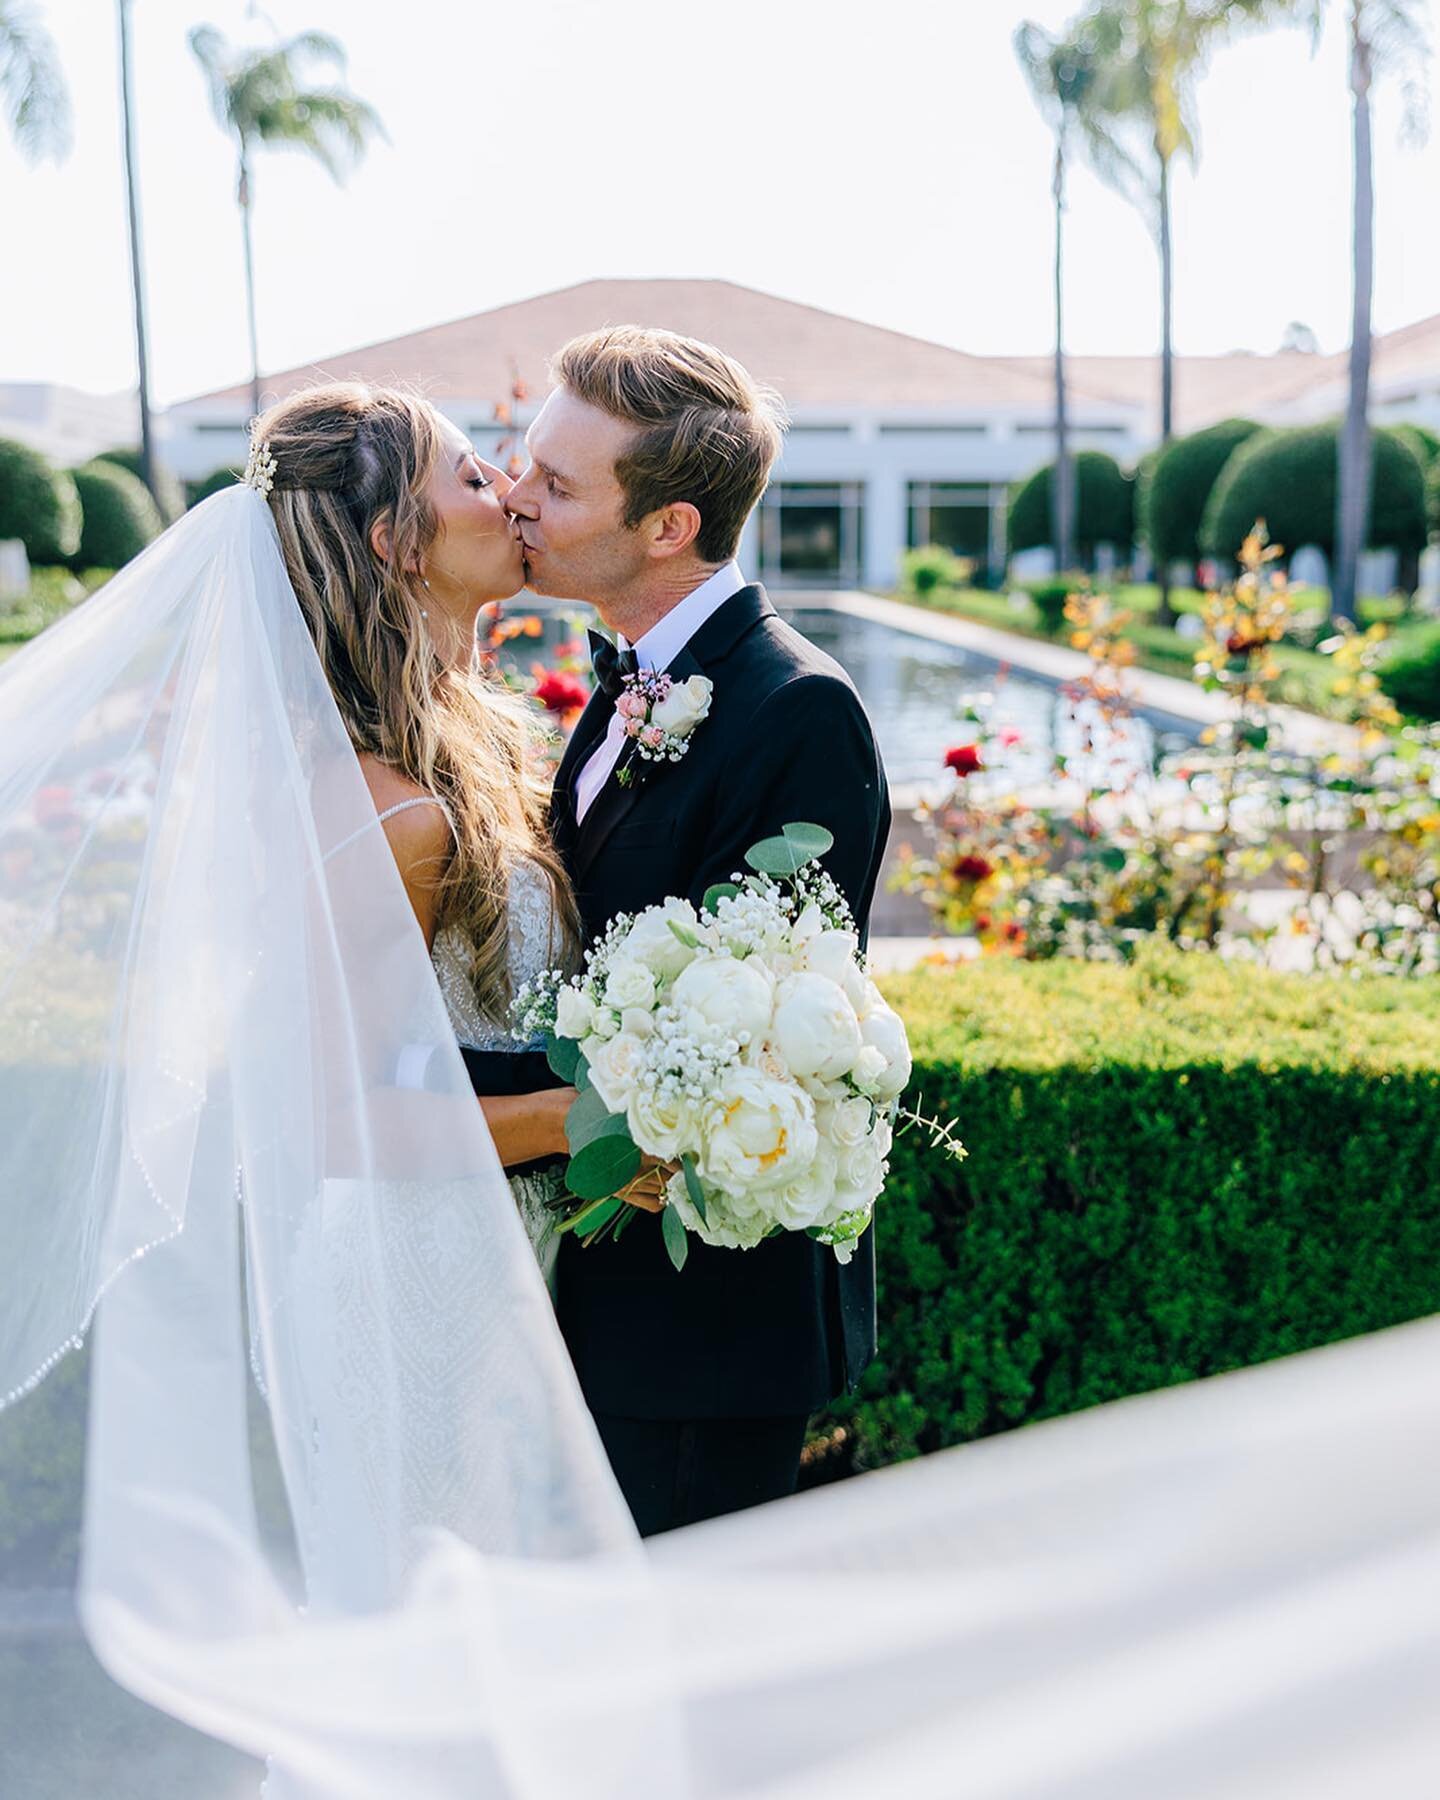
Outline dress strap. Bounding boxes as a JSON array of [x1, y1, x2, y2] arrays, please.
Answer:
[[324, 793, 454, 863]]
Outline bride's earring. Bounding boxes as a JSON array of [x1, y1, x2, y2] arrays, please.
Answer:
[[420, 576, 430, 620]]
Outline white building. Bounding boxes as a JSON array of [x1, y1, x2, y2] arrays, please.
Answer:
[[162, 279, 1440, 590], [0, 381, 139, 468]]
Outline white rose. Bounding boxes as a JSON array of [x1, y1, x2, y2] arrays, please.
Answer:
[[604, 959, 657, 1013], [801, 929, 866, 1008], [743, 1039, 791, 1082], [818, 1095, 875, 1153], [590, 1007, 621, 1041], [626, 1086, 694, 1160], [791, 901, 826, 944], [649, 674, 713, 737], [555, 985, 597, 1041], [832, 1132, 887, 1212], [850, 1044, 888, 1093], [672, 954, 774, 1045], [858, 1005, 912, 1101], [700, 1067, 817, 1194], [771, 972, 863, 1081], [618, 898, 702, 982], [620, 1006, 655, 1039], [586, 1032, 646, 1113]]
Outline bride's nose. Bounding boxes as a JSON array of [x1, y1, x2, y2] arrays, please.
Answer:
[[505, 465, 540, 519]]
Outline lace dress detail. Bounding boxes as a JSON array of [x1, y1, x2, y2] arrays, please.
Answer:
[[432, 860, 565, 1290]]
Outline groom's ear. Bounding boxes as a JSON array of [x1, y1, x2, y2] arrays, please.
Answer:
[[645, 501, 702, 560]]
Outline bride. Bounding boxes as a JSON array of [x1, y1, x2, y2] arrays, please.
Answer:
[[0, 380, 1434, 1800], [252, 380, 587, 1287]]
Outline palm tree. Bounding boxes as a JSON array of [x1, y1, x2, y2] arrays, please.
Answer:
[[189, 25, 385, 421], [0, 0, 69, 161], [1015, 15, 1116, 575], [1069, 0, 1297, 622]]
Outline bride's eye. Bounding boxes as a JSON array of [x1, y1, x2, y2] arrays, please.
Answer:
[[467, 472, 492, 492]]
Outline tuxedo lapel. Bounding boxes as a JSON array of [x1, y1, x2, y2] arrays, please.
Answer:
[[568, 585, 777, 885], [551, 687, 613, 858]]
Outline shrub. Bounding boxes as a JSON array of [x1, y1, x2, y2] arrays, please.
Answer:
[[69, 460, 163, 572], [1201, 422, 1427, 566], [1394, 423, 1440, 471], [1008, 451, 1135, 567], [815, 953, 1440, 1473], [1140, 418, 1262, 569], [1427, 459, 1440, 536], [1021, 577, 1081, 635], [901, 544, 971, 596], [0, 437, 81, 565], [95, 446, 186, 523], [186, 466, 240, 508], [1380, 620, 1440, 721]]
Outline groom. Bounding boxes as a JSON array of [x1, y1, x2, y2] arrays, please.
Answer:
[[507, 326, 890, 1537]]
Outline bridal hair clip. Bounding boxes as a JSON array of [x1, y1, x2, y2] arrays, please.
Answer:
[[243, 432, 277, 498]]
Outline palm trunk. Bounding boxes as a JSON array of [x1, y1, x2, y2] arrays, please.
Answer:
[[1052, 131, 1076, 576], [1334, 8, 1373, 625], [239, 155, 262, 423], [1156, 148, 1176, 627], [117, 0, 156, 502]]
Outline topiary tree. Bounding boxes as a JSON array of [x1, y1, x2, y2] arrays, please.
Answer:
[[0, 436, 81, 564], [1380, 621, 1440, 722], [96, 446, 186, 524], [1427, 459, 1440, 538], [1394, 423, 1440, 472], [1008, 450, 1134, 570], [69, 460, 163, 571], [1201, 423, 1426, 573], [1140, 418, 1261, 574], [186, 466, 240, 508]]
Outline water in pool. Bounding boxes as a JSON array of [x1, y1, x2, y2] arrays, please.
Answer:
[[498, 600, 1201, 790]]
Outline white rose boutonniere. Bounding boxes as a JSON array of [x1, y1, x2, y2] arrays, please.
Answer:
[[613, 668, 714, 789]]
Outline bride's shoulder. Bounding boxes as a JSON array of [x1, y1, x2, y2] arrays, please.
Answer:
[[356, 754, 452, 864]]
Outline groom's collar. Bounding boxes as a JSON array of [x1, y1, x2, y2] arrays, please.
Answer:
[[667, 582, 775, 679], [620, 560, 746, 671]]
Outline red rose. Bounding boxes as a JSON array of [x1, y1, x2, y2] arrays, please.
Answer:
[[944, 744, 984, 776], [955, 853, 993, 883], [532, 669, 590, 715]]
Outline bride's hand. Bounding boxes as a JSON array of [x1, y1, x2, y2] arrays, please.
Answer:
[[619, 1156, 680, 1214]]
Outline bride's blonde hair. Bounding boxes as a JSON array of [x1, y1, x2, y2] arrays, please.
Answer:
[[253, 380, 578, 1020]]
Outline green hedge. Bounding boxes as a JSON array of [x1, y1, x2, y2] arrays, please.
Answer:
[[1008, 451, 1135, 566], [0, 437, 81, 566], [69, 460, 163, 571], [1140, 417, 1261, 568], [820, 953, 1440, 1472], [186, 466, 240, 508], [96, 446, 187, 524], [1201, 422, 1427, 565], [1381, 619, 1440, 721]]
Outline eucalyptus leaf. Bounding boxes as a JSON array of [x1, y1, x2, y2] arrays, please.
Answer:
[[574, 1054, 592, 1094], [562, 1195, 623, 1237], [565, 1086, 627, 1155], [744, 821, 834, 878], [662, 1203, 690, 1272], [703, 882, 740, 915], [567, 1131, 641, 1202], [546, 1033, 581, 1084], [681, 1153, 708, 1225]]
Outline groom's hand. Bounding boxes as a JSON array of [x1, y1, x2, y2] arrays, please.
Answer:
[[619, 1157, 679, 1213]]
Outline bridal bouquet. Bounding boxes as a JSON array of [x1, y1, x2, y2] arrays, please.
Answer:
[[512, 824, 963, 1270]]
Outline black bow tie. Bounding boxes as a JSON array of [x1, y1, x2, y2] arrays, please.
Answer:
[[588, 629, 640, 701]]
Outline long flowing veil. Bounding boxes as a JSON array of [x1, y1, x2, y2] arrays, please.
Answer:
[[0, 486, 1436, 1799]]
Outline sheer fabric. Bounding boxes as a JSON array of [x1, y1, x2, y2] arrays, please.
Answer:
[[0, 488, 1435, 1798]]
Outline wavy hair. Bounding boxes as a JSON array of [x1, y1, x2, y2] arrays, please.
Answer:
[[253, 380, 578, 1020]]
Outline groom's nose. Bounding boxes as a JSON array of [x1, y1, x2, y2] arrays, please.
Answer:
[[505, 465, 541, 520]]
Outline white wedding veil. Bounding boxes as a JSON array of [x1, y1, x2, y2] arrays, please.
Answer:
[[0, 486, 1436, 1799]]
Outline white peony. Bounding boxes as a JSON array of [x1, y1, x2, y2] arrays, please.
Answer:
[[626, 1085, 695, 1161], [765, 1141, 839, 1232], [858, 976, 888, 1018], [555, 984, 598, 1042], [586, 1032, 647, 1113], [665, 1169, 771, 1251], [672, 954, 774, 1045], [700, 1066, 817, 1194], [800, 929, 866, 1008], [858, 1005, 912, 1101], [605, 959, 657, 1013], [771, 972, 863, 1081], [650, 674, 713, 737], [617, 897, 702, 982]]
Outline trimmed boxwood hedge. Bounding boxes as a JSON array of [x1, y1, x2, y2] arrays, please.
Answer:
[[1139, 417, 1261, 568], [0, 436, 81, 566], [69, 459, 163, 571], [819, 952, 1440, 1472], [1201, 422, 1427, 565], [1008, 451, 1135, 567]]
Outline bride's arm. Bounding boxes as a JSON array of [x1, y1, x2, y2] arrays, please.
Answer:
[[478, 1087, 575, 1169]]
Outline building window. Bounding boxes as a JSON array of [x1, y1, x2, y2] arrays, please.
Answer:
[[907, 481, 1008, 575], [758, 482, 864, 585]]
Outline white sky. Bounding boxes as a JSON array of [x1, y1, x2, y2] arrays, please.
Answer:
[[2, 0, 1437, 405]]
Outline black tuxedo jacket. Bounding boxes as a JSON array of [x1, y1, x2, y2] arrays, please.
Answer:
[[551, 584, 891, 1420]]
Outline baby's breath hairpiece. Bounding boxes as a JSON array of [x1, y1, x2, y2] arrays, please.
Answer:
[[242, 424, 277, 498]]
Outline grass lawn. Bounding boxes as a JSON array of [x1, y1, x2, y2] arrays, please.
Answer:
[[887, 581, 1435, 718]]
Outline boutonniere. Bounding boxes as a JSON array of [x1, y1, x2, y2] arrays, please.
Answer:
[[614, 669, 714, 788]]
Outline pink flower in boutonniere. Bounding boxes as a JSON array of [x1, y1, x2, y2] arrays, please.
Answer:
[[613, 667, 714, 788]]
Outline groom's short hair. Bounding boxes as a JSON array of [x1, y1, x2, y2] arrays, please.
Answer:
[[553, 326, 785, 562]]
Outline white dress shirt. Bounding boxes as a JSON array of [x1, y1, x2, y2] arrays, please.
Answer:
[[574, 561, 746, 823]]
